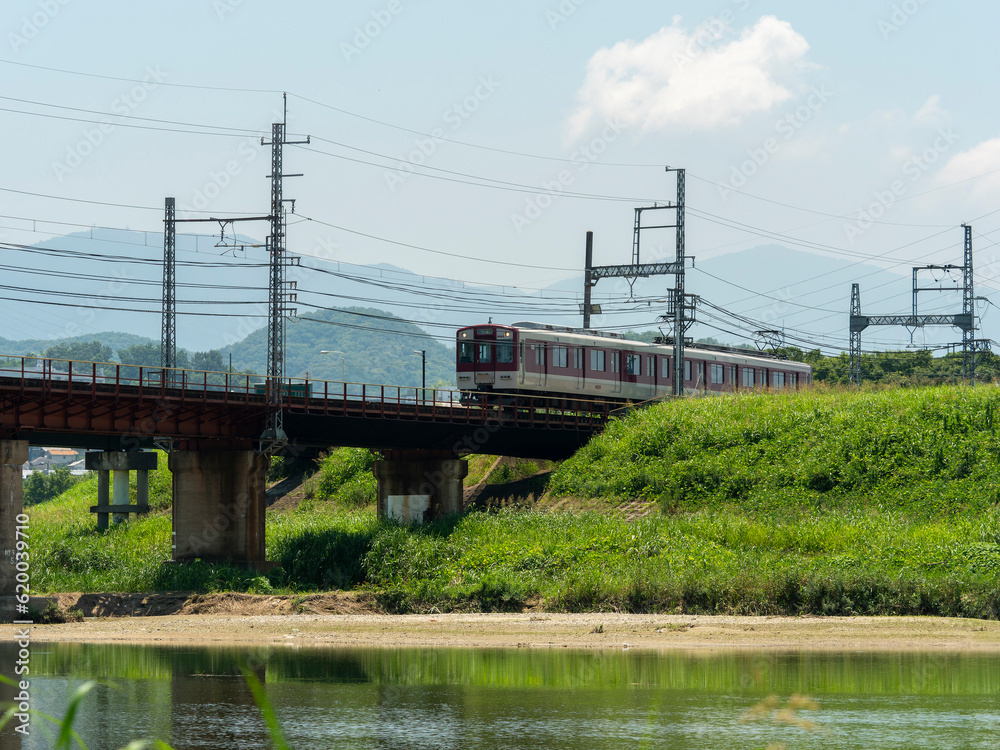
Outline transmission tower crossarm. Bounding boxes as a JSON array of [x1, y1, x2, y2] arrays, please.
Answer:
[[589, 261, 685, 280], [856, 314, 974, 329]]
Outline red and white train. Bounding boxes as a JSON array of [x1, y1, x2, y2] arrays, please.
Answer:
[[456, 321, 812, 404]]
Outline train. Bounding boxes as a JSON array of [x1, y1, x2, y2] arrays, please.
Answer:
[[456, 321, 812, 405]]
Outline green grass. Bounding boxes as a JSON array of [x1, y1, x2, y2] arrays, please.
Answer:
[[304, 447, 377, 509], [22, 386, 1000, 616], [550, 384, 1000, 517]]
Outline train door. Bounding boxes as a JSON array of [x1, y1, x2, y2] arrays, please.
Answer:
[[526, 341, 546, 387], [611, 350, 622, 394], [475, 340, 494, 387], [575, 347, 585, 390], [647, 355, 657, 398]]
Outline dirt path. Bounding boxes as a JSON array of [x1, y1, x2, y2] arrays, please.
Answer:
[[9, 593, 1000, 651]]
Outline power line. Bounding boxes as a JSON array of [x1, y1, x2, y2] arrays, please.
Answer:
[[300, 143, 656, 202], [297, 213, 579, 272], [0, 104, 261, 139], [0, 185, 262, 215], [0, 58, 282, 94]]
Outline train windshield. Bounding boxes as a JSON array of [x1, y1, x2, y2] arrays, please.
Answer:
[[459, 342, 474, 364], [496, 342, 514, 364]]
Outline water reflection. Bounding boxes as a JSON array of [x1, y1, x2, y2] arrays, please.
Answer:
[[22, 644, 1000, 749]]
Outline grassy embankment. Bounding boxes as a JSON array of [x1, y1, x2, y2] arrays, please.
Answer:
[[27, 385, 1000, 616]]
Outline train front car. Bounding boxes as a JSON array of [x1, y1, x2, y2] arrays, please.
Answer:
[[456, 325, 518, 403]]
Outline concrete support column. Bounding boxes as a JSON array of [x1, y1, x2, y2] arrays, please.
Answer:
[[1, 441, 28, 599], [136, 469, 149, 511], [96, 470, 110, 530], [373, 451, 468, 523], [112, 469, 130, 525], [85, 452, 156, 528], [169, 450, 274, 571]]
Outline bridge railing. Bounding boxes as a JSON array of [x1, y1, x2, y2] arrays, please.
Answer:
[[0, 355, 616, 429]]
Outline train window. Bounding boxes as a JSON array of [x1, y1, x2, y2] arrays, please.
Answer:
[[661, 357, 670, 378], [789, 372, 797, 388], [478, 343, 492, 363], [459, 342, 474, 364], [711, 363, 724, 384], [684, 360, 691, 381], [626, 354, 641, 375], [730, 365, 737, 384], [590, 350, 606, 372], [742, 367, 755, 387], [698, 362, 705, 383], [574, 348, 583, 370], [773, 371, 785, 389], [648, 356, 655, 378], [497, 342, 514, 364], [611, 352, 620, 373], [533, 344, 542, 366], [552, 346, 568, 368]]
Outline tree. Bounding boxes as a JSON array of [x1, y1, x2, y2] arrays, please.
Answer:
[[44, 340, 113, 364], [118, 343, 161, 367], [191, 349, 225, 372], [44, 341, 113, 371], [23, 466, 82, 505]]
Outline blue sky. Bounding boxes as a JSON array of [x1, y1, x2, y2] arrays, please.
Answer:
[[2, 0, 999, 350]]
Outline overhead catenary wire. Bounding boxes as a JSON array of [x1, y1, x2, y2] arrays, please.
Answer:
[[6, 62, 1000, 356]]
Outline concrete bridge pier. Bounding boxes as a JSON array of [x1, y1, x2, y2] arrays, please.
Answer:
[[373, 450, 468, 523], [1, 440, 28, 599], [168, 450, 275, 572], [85, 451, 157, 529]]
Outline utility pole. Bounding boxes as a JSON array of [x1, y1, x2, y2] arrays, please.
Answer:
[[261, 94, 309, 449], [413, 349, 426, 402], [161, 197, 176, 380], [583, 231, 594, 330]]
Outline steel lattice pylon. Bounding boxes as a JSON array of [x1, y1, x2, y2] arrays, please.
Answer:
[[849, 283, 862, 385], [849, 225, 978, 386], [962, 223, 976, 382], [161, 197, 176, 376], [260, 104, 309, 450], [583, 168, 692, 397]]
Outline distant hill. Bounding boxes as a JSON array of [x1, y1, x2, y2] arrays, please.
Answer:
[[0, 306, 455, 389], [220, 306, 454, 387], [0, 332, 154, 358]]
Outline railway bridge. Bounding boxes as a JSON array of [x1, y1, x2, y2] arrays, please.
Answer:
[[0, 355, 612, 582]]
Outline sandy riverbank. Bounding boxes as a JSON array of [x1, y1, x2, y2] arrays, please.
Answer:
[[6, 592, 1000, 650]]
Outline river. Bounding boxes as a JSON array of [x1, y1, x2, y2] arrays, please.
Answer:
[[7, 643, 1000, 749]]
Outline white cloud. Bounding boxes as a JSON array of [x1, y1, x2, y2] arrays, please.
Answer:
[[937, 136, 1000, 199], [914, 95, 949, 127], [568, 15, 811, 139]]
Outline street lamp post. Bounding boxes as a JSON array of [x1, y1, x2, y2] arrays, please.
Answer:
[[413, 349, 426, 403], [320, 350, 345, 382]]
